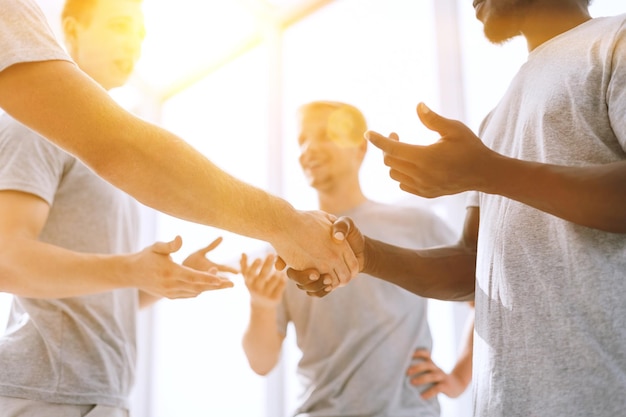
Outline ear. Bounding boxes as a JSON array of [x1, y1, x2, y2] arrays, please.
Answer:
[[358, 137, 368, 155], [355, 138, 368, 164], [62, 16, 80, 53]]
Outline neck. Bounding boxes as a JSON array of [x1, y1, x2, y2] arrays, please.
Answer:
[[521, 4, 591, 51], [317, 180, 367, 215]]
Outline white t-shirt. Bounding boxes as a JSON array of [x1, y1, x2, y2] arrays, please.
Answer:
[[0, 0, 72, 73], [469, 14, 626, 417], [278, 200, 456, 417], [0, 114, 141, 409]]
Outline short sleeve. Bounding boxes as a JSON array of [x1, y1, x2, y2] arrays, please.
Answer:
[[0, 114, 70, 205], [0, 0, 72, 73], [607, 17, 626, 152]]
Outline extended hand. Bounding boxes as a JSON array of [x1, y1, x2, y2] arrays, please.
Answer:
[[183, 236, 239, 274], [240, 253, 286, 308], [130, 236, 233, 299], [367, 102, 498, 198]]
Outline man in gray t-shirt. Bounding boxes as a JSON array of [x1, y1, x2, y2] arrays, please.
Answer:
[[240, 101, 473, 416], [0, 1, 233, 415], [289, 2, 626, 417]]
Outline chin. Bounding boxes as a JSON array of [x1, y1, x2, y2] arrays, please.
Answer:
[[483, 19, 522, 44]]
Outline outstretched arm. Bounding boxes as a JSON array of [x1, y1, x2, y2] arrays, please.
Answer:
[[367, 103, 626, 233], [0, 190, 232, 300], [240, 253, 286, 375], [0, 60, 358, 283]]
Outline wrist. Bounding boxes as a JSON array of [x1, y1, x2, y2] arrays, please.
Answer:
[[250, 298, 280, 311], [362, 236, 376, 275], [264, 199, 299, 245]]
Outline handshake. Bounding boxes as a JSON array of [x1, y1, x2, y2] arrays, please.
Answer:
[[276, 216, 366, 298]]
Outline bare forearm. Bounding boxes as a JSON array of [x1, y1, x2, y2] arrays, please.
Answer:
[[450, 307, 474, 390], [0, 238, 127, 298], [0, 61, 292, 244], [363, 238, 476, 301], [242, 306, 283, 375], [485, 156, 626, 233]]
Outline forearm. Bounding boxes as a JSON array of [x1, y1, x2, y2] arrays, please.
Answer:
[[363, 238, 476, 301], [0, 61, 293, 244], [0, 237, 128, 298], [485, 156, 626, 233], [242, 306, 283, 375], [450, 307, 474, 390]]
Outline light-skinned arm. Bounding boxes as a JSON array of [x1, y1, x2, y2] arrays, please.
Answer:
[[0, 60, 358, 283], [0, 190, 233, 300], [408, 303, 474, 399], [367, 103, 626, 233], [240, 253, 286, 375]]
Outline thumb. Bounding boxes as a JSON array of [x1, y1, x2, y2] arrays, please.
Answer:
[[331, 216, 353, 241], [274, 256, 286, 271], [151, 235, 183, 256], [416, 102, 454, 135]]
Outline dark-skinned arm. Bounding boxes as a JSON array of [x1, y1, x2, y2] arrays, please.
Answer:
[[285, 207, 479, 301]]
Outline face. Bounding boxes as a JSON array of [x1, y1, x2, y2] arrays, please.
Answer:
[[64, 0, 145, 90], [297, 107, 365, 193], [472, 0, 535, 44]]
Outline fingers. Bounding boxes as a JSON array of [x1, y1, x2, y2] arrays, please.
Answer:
[[366, 130, 422, 160], [411, 348, 432, 361], [163, 269, 234, 299], [420, 385, 441, 400], [196, 236, 223, 255], [217, 264, 239, 274], [286, 267, 332, 297], [274, 256, 286, 271], [151, 235, 183, 255]]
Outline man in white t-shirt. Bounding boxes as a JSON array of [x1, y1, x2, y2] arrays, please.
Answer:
[[289, 2, 626, 417]]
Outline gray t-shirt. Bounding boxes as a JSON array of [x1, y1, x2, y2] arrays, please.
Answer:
[[0, 115, 140, 409], [0, 0, 72, 73], [469, 15, 626, 417], [278, 200, 456, 417]]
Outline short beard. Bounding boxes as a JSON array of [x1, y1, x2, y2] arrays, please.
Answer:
[[483, 20, 523, 44], [482, 0, 535, 44]]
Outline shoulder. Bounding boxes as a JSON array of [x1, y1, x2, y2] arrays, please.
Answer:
[[0, 0, 71, 73]]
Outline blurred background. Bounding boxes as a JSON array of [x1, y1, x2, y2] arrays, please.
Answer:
[[2, 0, 625, 416]]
